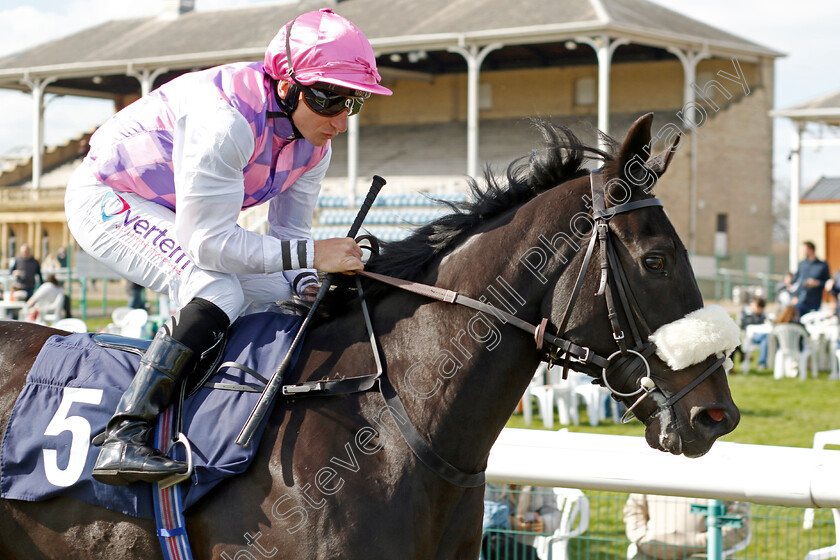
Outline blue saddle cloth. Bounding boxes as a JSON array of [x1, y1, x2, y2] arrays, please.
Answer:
[[0, 311, 302, 519]]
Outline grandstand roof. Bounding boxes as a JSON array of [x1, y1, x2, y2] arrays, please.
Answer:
[[0, 0, 780, 96]]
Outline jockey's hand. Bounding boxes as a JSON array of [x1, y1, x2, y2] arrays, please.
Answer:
[[301, 284, 320, 302], [313, 238, 364, 274]]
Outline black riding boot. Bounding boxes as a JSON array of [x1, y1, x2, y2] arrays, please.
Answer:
[[92, 331, 193, 485]]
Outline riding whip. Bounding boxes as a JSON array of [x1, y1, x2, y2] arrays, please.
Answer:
[[236, 175, 386, 447]]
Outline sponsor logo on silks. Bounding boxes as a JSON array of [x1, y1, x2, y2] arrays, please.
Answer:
[[99, 191, 192, 272], [100, 191, 131, 222]]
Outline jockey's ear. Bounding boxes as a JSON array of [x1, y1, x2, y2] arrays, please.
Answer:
[[277, 80, 292, 100]]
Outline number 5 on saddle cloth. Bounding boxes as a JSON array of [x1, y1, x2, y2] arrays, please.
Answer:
[[0, 311, 302, 519]]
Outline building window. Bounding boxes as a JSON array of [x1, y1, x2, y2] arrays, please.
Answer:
[[574, 77, 596, 106], [714, 213, 728, 257], [716, 213, 728, 233], [479, 83, 493, 110]]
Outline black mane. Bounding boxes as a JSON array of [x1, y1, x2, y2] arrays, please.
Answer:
[[318, 120, 613, 315], [367, 120, 612, 279]]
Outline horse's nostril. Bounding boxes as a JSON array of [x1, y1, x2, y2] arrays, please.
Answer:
[[692, 407, 729, 431], [693, 405, 740, 437], [706, 408, 725, 422]]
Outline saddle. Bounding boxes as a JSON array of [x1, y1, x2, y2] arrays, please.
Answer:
[[90, 330, 244, 446], [0, 311, 302, 519]]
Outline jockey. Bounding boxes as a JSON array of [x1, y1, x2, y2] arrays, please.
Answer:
[[65, 9, 391, 486]]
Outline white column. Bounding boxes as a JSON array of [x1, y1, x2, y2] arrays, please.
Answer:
[[127, 67, 170, 97], [448, 43, 502, 178], [348, 114, 360, 202], [667, 47, 710, 254], [21, 75, 57, 190], [789, 122, 804, 272], [577, 35, 628, 147]]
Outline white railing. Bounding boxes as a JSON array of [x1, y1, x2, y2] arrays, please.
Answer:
[[487, 429, 840, 508]]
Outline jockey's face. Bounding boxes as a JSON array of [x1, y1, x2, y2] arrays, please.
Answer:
[[277, 80, 348, 147]]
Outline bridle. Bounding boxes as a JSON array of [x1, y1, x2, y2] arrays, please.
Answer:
[[282, 168, 725, 487], [359, 170, 724, 422], [548, 170, 725, 422]]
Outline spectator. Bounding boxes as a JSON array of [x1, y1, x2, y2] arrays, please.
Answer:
[[775, 304, 802, 326], [55, 247, 68, 268], [791, 241, 830, 316], [10, 244, 41, 301], [739, 297, 767, 329], [738, 297, 768, 369], [44, 247, 69, 270], [771, 305, 811, 359], [824, 266, 840, 318], [24, 274, 65, 323], [776, 272, 795, 308], [624, 494, 750, 559], [127, 280, 147, 310], [483, 483, 561, 560]]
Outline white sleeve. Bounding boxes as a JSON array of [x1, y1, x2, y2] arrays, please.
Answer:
[[268, 148, 331, 294], [172, 98, 314, 274]]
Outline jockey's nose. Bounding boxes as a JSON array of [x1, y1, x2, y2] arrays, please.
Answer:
[[331, 110, 349, 133]]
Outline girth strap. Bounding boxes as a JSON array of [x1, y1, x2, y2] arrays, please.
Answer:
[[355, 274, 484, 487], [379, 374, 485, 487]]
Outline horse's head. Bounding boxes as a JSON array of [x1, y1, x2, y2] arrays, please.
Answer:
[[540, 113, 740, 457]]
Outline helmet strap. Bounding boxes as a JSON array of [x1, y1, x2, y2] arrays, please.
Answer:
[[266, 77, 304, 140]]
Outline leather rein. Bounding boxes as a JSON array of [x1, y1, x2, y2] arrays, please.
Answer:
[[283, 170, 723, 487]]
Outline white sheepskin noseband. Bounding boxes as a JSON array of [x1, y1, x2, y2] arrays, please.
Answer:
[[648, 305, 740, 371]]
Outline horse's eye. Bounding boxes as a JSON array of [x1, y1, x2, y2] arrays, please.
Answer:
[[644, 256, 665, 271]]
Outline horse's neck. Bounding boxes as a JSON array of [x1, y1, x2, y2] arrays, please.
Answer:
[[369, 231, 552, 473]]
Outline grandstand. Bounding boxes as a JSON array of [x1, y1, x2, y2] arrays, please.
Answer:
[[0, 0, 781, 264]]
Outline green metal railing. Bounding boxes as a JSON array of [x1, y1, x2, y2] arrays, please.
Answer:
[[483, 488, 837, 560], [690, 251, 784, 304]]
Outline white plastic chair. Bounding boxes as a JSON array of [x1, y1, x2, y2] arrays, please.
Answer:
[[120, 308, 149, 338], [803, 430, 840, 560], [547, 366, 580, 427], [523, 366, 615, 428], [772, 324, 818, 380], [533, 488, 590, 560], [51, 318, 88, 333], [41, 292, 65, 324], [523, 364, 557, 429], [571, 372, 608, 427], [104, 306, 132, 334]]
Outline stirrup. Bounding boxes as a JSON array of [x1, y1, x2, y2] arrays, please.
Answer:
[[158, 432, 194, 490]]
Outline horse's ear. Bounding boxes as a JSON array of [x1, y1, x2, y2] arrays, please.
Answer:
[[617, 113, 654, 166], [616, 113, 680, 186], [646, 133, 681, 178]]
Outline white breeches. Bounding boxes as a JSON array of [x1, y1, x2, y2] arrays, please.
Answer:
[[65, 161, 291, 322]]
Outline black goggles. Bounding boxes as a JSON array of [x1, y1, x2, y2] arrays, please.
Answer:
[[297, 82, 368, 117]]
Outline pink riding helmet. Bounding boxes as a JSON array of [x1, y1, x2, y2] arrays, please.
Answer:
[[264, 8, 392, 96]]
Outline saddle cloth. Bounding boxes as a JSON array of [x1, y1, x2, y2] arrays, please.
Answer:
[[0, 311, 302, 519]]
